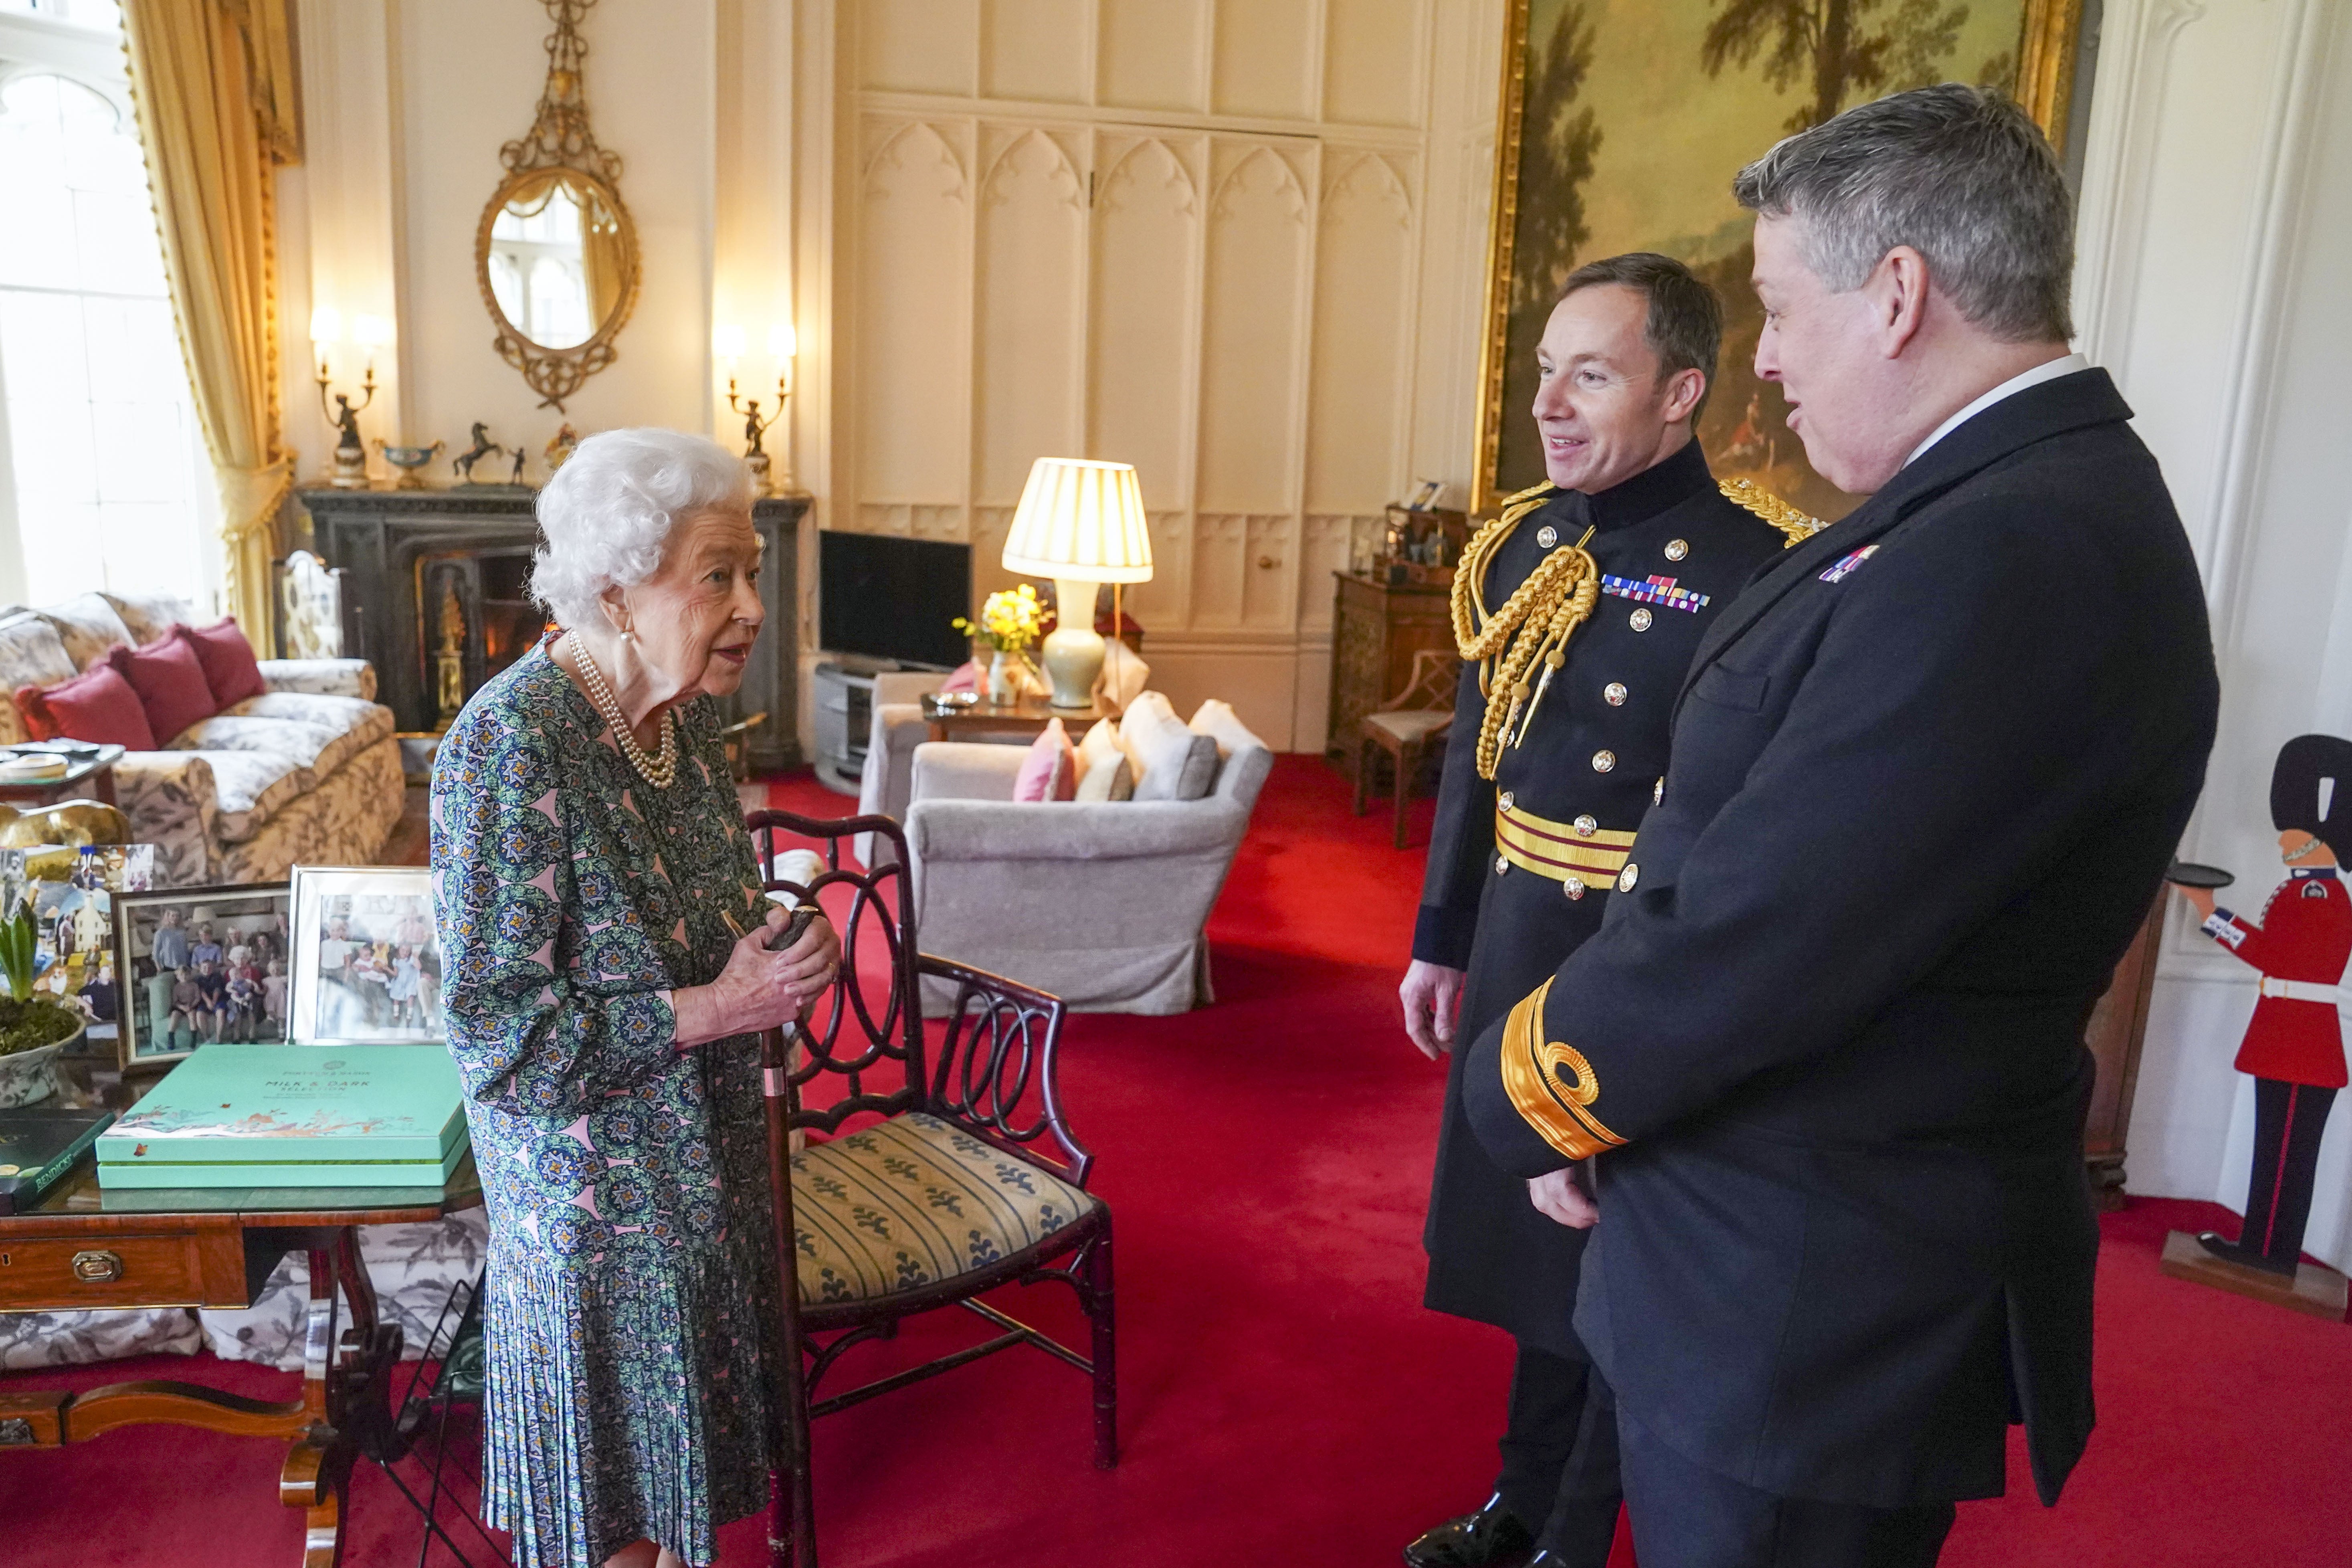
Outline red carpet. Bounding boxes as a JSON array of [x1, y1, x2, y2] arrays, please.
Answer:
[[5, 758, 2348, 1566]]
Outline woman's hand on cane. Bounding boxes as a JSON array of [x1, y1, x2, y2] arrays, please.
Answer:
[[671, 909, 839, 1047]]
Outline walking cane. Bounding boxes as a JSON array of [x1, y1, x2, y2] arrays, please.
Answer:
[[762, 905, 822, 1568]]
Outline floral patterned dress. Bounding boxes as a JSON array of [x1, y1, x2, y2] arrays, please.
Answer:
[[430, 645, 780, 1568]]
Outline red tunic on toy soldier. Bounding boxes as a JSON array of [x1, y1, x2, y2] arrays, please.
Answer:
[[2184, 733, 2352, 1275]]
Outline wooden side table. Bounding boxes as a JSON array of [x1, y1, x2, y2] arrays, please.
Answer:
[[1327, 573, 1455, 780], [0, 744, 125, 808], [0, 1154, 483, 1566], [925, 692, 1117, 744]]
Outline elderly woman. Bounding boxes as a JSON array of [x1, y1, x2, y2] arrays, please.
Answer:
[[431, 428, 839, 1568]]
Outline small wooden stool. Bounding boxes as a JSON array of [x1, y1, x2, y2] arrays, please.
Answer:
[[1354, 649, 1458, 849]]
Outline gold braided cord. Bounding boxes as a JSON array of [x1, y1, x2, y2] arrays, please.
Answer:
[[1451, 482, 1601, 780], [1718, 477, 1825, 546]]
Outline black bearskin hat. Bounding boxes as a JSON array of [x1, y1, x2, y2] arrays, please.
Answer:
[[2269, 734, 2352, 863]]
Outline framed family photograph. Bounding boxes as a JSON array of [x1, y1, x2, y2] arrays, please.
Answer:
[[1472, 0, 2091, 517], [113, 882, 293, 1069], [286, 866, 445, 1046]]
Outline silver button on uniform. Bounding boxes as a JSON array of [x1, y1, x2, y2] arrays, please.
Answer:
[[1573, 814, 1597, 837], [1665, 539, 1689, 562], [1499, 791, 1515, 812], [1562, 877, 1586, 901], [1618, 863, 1640, 893], [1653, 776, 1665, 805], [1629, 608, 1653, 632], [1536, 525, 1558, 549], [1592, 750, 1615, 773], [1496, 853, 1510, 875], [1604, 682, 1627, 706]]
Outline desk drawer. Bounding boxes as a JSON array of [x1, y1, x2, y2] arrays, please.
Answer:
[[0, 1233, 206, 1310]]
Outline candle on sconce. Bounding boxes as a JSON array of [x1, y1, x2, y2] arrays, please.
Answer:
[[352, 313, 394, 375], [769, 322, 796, 396]]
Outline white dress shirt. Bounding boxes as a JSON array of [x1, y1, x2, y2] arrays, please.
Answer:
[[1903, 351, 2089, 469]]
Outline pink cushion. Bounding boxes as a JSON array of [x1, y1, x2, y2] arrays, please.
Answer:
[[111, 631, 218, 745], [1011, 717, 1077, 802], [938, 660, 981, 695], [16, 662, 156, 749], [175, 616, 265, 706]]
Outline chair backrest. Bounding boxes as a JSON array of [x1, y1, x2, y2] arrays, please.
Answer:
[[747, 808, 1092, 1181], [1381, 647, 1459, 712], [918, 953, 1092, 1188], [746, 807, 927, 1133]]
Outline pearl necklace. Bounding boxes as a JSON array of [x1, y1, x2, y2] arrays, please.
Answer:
[[568, 634, 679, 788]]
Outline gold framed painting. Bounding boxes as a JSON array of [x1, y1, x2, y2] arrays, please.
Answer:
[[1472, 0, 2088, 518]]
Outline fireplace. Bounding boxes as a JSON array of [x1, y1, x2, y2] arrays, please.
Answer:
[[297, 487, 806, 769]]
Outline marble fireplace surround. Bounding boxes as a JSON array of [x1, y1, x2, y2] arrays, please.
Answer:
[[297, 487, 806, 772]]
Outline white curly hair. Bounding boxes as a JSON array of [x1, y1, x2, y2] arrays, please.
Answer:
[[530, 428, 753, 630]]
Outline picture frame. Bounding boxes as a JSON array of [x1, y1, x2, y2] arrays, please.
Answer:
[[1471, 0, 2090, 517], [112, 881, 292, 1069], [286, 865, 445, 1046]]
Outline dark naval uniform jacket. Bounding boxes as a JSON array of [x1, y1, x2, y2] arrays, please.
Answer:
[[1417, 439, 1792, 1358], [1464, 369, 2219, 1505]]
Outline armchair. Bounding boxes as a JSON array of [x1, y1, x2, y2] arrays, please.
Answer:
[[744, 808, 1115, 1568], [903, 699, 1273, 1014]]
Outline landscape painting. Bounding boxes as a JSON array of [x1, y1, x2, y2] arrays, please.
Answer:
[[1475, 0, 2085, 519]]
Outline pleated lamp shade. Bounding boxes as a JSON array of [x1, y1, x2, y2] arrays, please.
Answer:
[[1000, 458, 1154, 584]]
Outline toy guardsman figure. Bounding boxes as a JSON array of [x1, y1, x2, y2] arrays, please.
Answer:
[[2177, 733, 2352, 1276], [1397, 255, 1812, 1568]]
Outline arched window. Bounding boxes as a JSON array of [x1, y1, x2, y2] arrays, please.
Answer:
[[0, 0, 212, 606]]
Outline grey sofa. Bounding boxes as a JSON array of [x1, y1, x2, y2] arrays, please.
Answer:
[[904, 699, 1273, 1014]]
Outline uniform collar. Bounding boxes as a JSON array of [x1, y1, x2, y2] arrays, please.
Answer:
[[1563, 437, 1713, 533], [2291, 865, 2338, 880]]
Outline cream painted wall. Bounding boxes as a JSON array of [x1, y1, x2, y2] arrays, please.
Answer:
[[2072, 0, 2352, 1271], [285, 0, 721, 496], [824, 0, 1501, 752]]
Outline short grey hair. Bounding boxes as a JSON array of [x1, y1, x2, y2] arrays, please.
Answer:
[[530, 428, 752, 629], [1732, 84, 2074, 343]]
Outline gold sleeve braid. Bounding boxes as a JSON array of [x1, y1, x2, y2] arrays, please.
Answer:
[[1450, 483, 1600, 780], [1497, 976, 1625, 1162]]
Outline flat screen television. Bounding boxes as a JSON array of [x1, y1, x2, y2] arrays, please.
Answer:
[[818, 531, 972, 670]]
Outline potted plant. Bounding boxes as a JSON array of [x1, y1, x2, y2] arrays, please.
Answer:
[[953, 584, 1048, 705], [0, 902, 87, 1108]]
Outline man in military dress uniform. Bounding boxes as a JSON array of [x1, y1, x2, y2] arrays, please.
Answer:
[[1398, 253, 1809, 1568], [1465, 88, 2218, 1566], [2178, 733, 2352, 1277]]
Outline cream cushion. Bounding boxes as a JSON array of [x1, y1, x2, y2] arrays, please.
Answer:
[[26, 592, 134, 669], [1075, 751, 1133, 802], [1119, 691, 1219, 802]]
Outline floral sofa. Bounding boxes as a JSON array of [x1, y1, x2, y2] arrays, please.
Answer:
[[0, 590, 399, 885]]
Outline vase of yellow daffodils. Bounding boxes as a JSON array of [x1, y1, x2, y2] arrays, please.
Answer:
[[953, 584, 1047, 706]]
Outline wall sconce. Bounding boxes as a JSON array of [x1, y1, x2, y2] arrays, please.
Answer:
[[312, 307, 376, 490], [719, 321, 794, 497]]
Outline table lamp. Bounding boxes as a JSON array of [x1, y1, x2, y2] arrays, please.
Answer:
[[1001, 457, 1154, 709]]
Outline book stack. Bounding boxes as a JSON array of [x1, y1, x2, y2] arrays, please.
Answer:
[[0, 1107, 116, 1213], [96, 1044, 469, 1190]]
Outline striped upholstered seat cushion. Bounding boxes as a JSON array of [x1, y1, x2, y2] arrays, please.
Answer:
[[791, 1111, 1096, 1305]]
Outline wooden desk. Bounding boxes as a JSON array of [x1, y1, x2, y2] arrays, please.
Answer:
[[925, 692, 1116, 744], [0, 1143, 482, 1567], [0, 744, 124, 807]]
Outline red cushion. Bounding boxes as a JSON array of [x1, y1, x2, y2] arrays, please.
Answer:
[[174, 616, 265, 707], [16, 663, 156, 750], [112, 632, 217, 745]]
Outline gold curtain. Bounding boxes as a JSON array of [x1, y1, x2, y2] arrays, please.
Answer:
[[120, 0, 301, 649]]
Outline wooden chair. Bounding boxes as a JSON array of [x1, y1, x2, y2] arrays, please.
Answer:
[[745, 808, 1115, 1568], [1354, 647, 1459, 849]]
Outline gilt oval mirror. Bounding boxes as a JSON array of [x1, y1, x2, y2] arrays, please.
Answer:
[[475, 0, 639, 410], [479, 168, 636, 349]]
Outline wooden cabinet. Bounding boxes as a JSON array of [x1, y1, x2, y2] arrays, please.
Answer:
[[1326, 571, 1455, 777], [2083, 895, 2163, 1206]]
